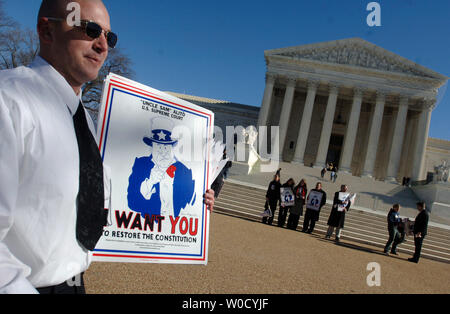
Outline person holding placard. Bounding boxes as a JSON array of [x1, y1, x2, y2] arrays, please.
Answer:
[[262, 175, 281, 225], [287, 179, 307, 230], [302, 182, 327, 234], [0, 0, 216, 294], [325, 185, 352, 243]]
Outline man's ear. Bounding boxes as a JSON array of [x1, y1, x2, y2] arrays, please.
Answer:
[[37, 17, 54, 45]]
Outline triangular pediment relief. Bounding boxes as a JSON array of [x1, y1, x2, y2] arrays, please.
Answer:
[[266, 38, 447, 82]]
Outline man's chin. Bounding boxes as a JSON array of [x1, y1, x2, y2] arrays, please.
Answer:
[[80, 63, 102, 82]]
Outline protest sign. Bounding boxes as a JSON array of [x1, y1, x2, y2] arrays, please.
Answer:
[[337, 192, 350, 212], [306, 190, 323, 211], [336, 192, 356, 212], [93, 74, 215, 265]]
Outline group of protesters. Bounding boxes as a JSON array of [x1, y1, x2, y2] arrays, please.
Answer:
[[262, 171, 350, 242], [261, 170, 430, 263]]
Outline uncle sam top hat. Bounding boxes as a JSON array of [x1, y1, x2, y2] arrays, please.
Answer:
[[143, 117, 178, 146]]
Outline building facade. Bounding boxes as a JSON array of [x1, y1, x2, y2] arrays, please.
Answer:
[[257, 38, 448, 182]]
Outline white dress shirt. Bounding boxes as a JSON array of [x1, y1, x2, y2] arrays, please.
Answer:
[[0, 56, 109, 293]]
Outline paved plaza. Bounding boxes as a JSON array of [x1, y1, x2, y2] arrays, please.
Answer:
[[85, 211, 450, 294]]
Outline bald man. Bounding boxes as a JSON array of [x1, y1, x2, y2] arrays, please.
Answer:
[[0, 0, 215, 294]]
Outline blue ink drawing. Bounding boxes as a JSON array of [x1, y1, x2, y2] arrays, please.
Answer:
[[127, 117, 195, 218]]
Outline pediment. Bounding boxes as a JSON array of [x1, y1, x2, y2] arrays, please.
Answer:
[[266, 38, 447, 82]]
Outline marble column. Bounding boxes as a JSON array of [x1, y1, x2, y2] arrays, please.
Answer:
[[314, 84, 339, 168], [292, 80, 319, 164], [386, 97, 409, 181], [257, 73, 276, 127], [411, 106, 432, 181], [277, 78, 296, 160], [340, 88, 363, 173], [362, 91, 386, 177]]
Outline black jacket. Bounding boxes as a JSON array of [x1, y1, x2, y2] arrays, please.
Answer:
[[387, 208, 401, 230], [413, 210, 429, 236]]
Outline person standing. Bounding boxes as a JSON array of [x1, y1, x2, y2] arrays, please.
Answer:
[[302, 182, 327, 234], [383, 204, 403, 255], [330, 165, 338, 183], [278, 178, 295, 228], [325, 185, 352, 243], [321, 167, 327, 179], [332, 166, 338, 183], [408, 202, 429, 263], [287, 179, 307, 230], [262, 175, 281, 225]]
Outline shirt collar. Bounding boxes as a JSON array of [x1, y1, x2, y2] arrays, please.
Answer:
[[29, 56, 81, 115]]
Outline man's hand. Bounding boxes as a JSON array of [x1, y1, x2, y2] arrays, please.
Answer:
[[204, 189, 215, 212], [140, 179, 156, 200]]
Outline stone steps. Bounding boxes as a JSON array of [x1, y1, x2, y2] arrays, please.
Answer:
[[219, 183, 450, 239], [225, 160, 450, 225], [214, 181, 450, 263]]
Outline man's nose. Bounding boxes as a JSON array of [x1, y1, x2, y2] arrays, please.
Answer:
[[93, 33, 109, 55]]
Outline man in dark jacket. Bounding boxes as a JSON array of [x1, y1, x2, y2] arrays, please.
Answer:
[[383, 204, 403, 255], [262, 174, 281, 225], [302, 182, 327, 234], [408, 202, 429, 263], [325, 185, 352, 243]]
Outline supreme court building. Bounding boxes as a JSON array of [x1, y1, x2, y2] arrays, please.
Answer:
[[257, 38, 448, 182]]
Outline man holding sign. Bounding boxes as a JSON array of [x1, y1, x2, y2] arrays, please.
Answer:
[[0, 0, 215, 294], [278, 179, 295, 228], [325, 185, 355, 243]]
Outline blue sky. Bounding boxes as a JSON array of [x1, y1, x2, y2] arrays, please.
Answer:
[[4, 0, 450, 140]]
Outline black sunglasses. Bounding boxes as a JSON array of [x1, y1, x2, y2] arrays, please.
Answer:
[[47, 17, 118, 49]]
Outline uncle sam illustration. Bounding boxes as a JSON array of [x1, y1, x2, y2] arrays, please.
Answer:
[[127, 117, 196, 218]]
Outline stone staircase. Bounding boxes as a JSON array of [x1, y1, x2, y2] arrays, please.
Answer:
[[226, 160, 450, 226], [214, 181, 450, 264]]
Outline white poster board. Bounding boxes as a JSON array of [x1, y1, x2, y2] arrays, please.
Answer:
[[93, 74, 214, 265], [337, 192, 350, 212]]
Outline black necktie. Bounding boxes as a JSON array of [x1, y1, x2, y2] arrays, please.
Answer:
[[73, 102, 106, 251]]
